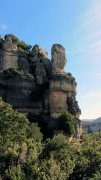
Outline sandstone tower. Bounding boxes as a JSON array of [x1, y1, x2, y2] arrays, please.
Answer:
[[49, 44, 81, 136]]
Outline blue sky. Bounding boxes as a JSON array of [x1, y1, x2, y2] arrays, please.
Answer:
[[0, 0, 101, 119]]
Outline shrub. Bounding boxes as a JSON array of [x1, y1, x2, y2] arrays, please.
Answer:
[[57, 111, 76, 136]]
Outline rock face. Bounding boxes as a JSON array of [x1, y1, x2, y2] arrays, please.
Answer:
[[0, 35, 82, 138], [1, 35, 18, 71], [51, 44, 66, 73]]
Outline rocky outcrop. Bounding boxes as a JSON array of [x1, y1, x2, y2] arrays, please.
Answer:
[[1, 35, 18, 71], [51, 44, 67, 74], [49, 44, 81, 138], [0, 35, 82, 138], [18, 52, 29, 73]]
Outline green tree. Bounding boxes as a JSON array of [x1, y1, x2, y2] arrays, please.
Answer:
[[0, 98, 101, 179], [6, 163, 26, 180], [0, 98, 43, 179], [57, 111, 76, 136], [37, 134, 76, 179], [70, 132, 101, 180]]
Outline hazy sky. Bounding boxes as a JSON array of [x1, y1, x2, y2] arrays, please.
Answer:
[[0, 0, 101, 119]]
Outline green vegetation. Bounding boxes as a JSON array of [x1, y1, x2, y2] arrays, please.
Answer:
[[3, 68, 34, 79], [4, 34, 32, 52], [0, 98, 101, 179], [17, 40, 32, 52], [57, 111, 76, 136], [70, 132, 101, 179], [0, 98, 43, 179]]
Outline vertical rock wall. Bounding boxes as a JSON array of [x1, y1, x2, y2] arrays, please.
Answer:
[[0, 36, 82, 138], [2, 36, 18, 70]]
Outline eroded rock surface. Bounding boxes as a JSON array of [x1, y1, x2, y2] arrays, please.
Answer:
[[0, 35, 82, 138], [51, 44, 67, 73], [2, 35, 18, 70]]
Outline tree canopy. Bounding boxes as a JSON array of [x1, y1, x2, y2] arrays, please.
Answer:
[[0, 98, 101, 179]]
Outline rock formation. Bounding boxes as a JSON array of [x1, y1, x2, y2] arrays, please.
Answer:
[[51, 44, 67, 73], [0, 35, 18, 72], [0, 34, 82, 138]]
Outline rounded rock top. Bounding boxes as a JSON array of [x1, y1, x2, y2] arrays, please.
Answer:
[[51, 44, 67, 74]]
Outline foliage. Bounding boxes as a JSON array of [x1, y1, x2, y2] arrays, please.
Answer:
[[27, 112, 49, 139], [69, 131, 101, 180], [57, 111, 76, 136], [0, 99, 28, 146], [38, 134, 76, 179], [0, 98, 101, 179], [4, 34, 19, 44], [0, 98, 43, 178], [17, 40, 32, 52], [4, 34, 32, 52], [3, 68, 34, 80], [6, 163, 26, 180], [25, 134, 76, 179]]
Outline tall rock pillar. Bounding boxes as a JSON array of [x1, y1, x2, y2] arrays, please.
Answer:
[[49, 44, 81, 134], [49, 44, 68, 129]]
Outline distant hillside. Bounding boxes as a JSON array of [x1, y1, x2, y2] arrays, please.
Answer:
[[93, 117, 101, 123], [82, 119, 94, 122], [82, 117, 101, 133]]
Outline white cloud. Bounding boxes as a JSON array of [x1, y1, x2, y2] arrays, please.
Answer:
[[68, 1, 101, 71], [66, 49, 83, 54], [81, 30, 101, 42], [70, 0, 101, 64], [77, 0, 101, 31], [76, 0, 101, 44], [73, 0, 101, 119], [0, 23, 8, 30], [82, 92, 101, 100]]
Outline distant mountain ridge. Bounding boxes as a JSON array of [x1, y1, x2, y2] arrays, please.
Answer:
[[82, 117, 101, 122], [93, 117, 101, 122], [82, 117, 101, 132], [82, 119, 94, 122]]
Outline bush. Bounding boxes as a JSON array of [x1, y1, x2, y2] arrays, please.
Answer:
[[4, 34, 32, 52], [0, 98, 43, 178], [4, 34, 19, 44], [18, 41, 32, 51], [57, 111, 76, 136]]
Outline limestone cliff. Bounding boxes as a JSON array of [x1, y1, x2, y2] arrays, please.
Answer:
[[0, 34, 82, 138]]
